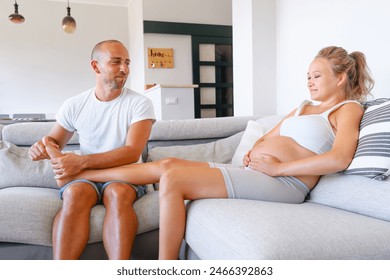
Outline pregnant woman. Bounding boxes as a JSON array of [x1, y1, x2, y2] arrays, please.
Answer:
[[44, 46, 374, 260]]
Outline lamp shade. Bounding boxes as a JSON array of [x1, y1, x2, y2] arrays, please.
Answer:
[[62, 3, 76, 33], [62, 16, 76, 33], [9, 1, 25, 24]]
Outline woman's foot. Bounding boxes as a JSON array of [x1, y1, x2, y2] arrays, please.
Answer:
[[42, 137, 71, 187]]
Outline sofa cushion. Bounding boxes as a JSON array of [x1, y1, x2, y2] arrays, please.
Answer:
[[148, 132, 243, 163], [0, 124, 4, 140], [307, 173, 390, 222], [2, 122, 79, 146], [231, 116, 283, 165], [184, 199, 390, 259], [344, 98, 390, 180], [0, 141, 57, 189], [149, 116, 254, 141], [0, 187, 159, 246]]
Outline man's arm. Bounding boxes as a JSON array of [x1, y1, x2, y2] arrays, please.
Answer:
[[28, 123, 74, 160], [51, 119, 153, 179], [82, 119, 153, 168]]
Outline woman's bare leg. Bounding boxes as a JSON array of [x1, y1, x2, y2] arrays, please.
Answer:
[[158, 167, 228, 260], [44, 140, 210, 187]]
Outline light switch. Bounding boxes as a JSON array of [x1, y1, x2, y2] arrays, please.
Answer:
[[165, 97, 178, 105]]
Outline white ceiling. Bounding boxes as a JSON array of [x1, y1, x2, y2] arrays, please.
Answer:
[[47, 0, 130, 7]]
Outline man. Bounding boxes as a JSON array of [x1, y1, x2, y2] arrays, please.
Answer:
[[28, 40, 155, 260]]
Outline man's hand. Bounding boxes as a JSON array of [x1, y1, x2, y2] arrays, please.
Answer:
[[50, 153, 85, 179], [28, 137, 59, 161]]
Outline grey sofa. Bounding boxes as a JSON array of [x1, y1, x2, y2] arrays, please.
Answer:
[[1, 113, 390, 260], [0, 116, 252, 259]]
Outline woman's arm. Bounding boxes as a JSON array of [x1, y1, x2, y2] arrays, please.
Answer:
[[249, 103, 363, 176], [243, 111, 295, 166]]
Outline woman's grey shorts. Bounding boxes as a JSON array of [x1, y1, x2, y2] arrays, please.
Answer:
[[209, 163, 310, 204], [59, 179, 148, 204]]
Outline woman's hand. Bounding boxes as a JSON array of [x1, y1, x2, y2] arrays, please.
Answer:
[[248, 154, 282, 176], [243, 149, 252, 167]]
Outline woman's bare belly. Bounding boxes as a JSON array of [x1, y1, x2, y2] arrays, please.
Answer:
[[249, 136, 320, 189]]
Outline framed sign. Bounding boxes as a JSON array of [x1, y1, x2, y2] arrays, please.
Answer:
[[148, 48, 174, 68]]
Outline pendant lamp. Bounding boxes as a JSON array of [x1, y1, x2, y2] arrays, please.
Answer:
[[9, 0, 25, 24], [62, 0, 76, 33]]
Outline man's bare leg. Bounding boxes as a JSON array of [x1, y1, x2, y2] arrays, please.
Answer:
[[44, 139, 98, 259], [102, 183, 138, 259], [52, 183, 98, 259]]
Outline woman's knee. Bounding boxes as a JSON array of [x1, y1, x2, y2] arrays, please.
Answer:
[[159, 168, 185, 197], [159, 157, 182, 172]]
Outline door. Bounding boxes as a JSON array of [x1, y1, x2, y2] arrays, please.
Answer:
[[192, 36, 233, 118]]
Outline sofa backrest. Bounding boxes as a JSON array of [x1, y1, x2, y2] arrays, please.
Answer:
[[0, 116, 256, 160], [146, 116, 254, 149], [1, 122, 79, 150]]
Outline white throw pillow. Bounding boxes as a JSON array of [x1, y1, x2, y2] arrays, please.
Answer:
[[231, 115, 283, 166], [231, 121, 267, 166], [344, 98, 390, 180]]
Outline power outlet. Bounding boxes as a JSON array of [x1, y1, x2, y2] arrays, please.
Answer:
[[165, 97, 178, 105]]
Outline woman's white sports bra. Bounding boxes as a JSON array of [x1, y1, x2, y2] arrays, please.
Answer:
[[279, 100, 361, 154]]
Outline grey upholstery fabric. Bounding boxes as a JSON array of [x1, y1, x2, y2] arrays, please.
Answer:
[[0, 187, 159, 246], [148, 131, 243, 163], [0, 125, 4, 140], [0, 141, 57, 189], [307, 173, 390, 222], [149, 116, 255, 141], [2, 116, 390, 260], [2, 122, 79, 146], [184, 199, 390, 259]]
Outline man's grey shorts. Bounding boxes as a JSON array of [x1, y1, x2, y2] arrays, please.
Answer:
[[59, 179, 148, 203]]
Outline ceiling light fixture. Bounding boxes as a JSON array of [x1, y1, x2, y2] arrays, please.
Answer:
[[9, 0, 25, 24], [62, 0, 76, 33]]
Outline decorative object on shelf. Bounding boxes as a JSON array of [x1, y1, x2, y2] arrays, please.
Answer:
[[8, 0, 25, 24], [62, 0, 76, 33], [148, 48, 174, 69]]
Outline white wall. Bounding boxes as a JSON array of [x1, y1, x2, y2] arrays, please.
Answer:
[[276, 0, 390, 114], [127, 0, 145, 94], [127, 0, 233, 102], [141, 0, 232, 88], [0, 0, 232, 117], [144, 34, 193, 85], [6, 0, 388, 119], [0, 0, 129, 117], [143, 0, 232, 25], [232, 0, 276, 117]]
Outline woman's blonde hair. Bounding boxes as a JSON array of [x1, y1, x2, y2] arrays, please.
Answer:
[[316, 46, 374, 102]]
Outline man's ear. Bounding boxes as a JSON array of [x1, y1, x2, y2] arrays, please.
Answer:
[[337, 72, 347, 87], [91, 60, 100, 74]]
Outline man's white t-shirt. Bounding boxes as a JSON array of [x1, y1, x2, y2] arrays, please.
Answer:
[[56, 88, 155, 156]]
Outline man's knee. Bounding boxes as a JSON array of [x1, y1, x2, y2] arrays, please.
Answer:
[[62, 182, 98, 206], [103, 182, 137, 205]]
